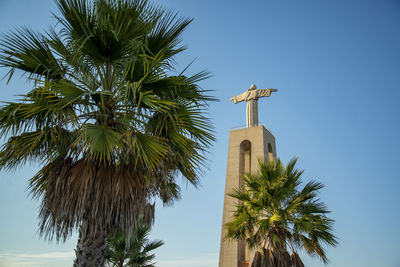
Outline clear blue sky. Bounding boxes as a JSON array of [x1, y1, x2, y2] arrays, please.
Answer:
[[1, 0, 400, 266]]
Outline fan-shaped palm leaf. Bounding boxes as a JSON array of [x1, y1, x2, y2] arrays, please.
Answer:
[[0, 0, 214, 266], [105, 220, 163, 267], [226, 159, 337, 266]]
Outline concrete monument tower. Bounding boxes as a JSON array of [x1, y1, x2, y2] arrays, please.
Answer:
[[219, 84, 277, 267]]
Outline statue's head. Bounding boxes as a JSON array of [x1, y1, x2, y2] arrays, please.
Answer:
[[248, 84, 257, 91]]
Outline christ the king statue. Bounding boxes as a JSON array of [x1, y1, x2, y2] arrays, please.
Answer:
[[229, 84, 278, 128]]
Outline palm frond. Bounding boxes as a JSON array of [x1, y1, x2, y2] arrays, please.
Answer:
[[0, 27, 63, 81], [105, 219, 163, 267], [225, 158, 337, 265], [0, 0, 215, 261]]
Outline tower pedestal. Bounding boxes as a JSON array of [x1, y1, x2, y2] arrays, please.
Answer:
[[219, 125, 276, 267]]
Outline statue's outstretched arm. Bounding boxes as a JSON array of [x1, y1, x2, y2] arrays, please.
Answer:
[[257, 88, 278, 97], [229, 91, 247, 103]]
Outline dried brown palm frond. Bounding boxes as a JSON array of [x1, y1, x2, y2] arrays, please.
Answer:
[[291, 252, 305, 267], [32, 158, 155, 241], [252, 248, 301, 267], [252, 251, 262, 267]]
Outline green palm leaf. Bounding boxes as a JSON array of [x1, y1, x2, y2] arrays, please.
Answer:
[[225, 159, 338, 266], [105, 220, 164, 267], [0, 0, 215, 266]]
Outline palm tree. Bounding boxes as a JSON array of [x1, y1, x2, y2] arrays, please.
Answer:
[[225, 159, 338, 267], [0, 0, 214, 266], [104, 221, 163, 267]]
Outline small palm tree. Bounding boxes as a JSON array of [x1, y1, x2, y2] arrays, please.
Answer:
[[225, 159, 338, 267], [104, 221, 163, 267], [0, 0, 214, 266]]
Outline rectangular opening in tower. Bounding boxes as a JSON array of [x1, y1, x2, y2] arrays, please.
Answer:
[[238, 140, 252, 266]]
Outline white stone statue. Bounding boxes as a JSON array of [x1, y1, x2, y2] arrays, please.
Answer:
[[229, 84, 277, 128]]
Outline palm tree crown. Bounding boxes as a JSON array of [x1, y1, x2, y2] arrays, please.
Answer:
[[0, 0, 214, 265], [225, 158, 337, 267]]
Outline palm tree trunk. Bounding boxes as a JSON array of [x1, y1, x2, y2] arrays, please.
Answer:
[[73, 219, 107, 267]]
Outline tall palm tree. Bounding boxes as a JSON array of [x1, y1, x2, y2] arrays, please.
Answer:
[[104, 221, 163, 267], [225, 159, 337, 267], [0, 0, 214, 266]]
